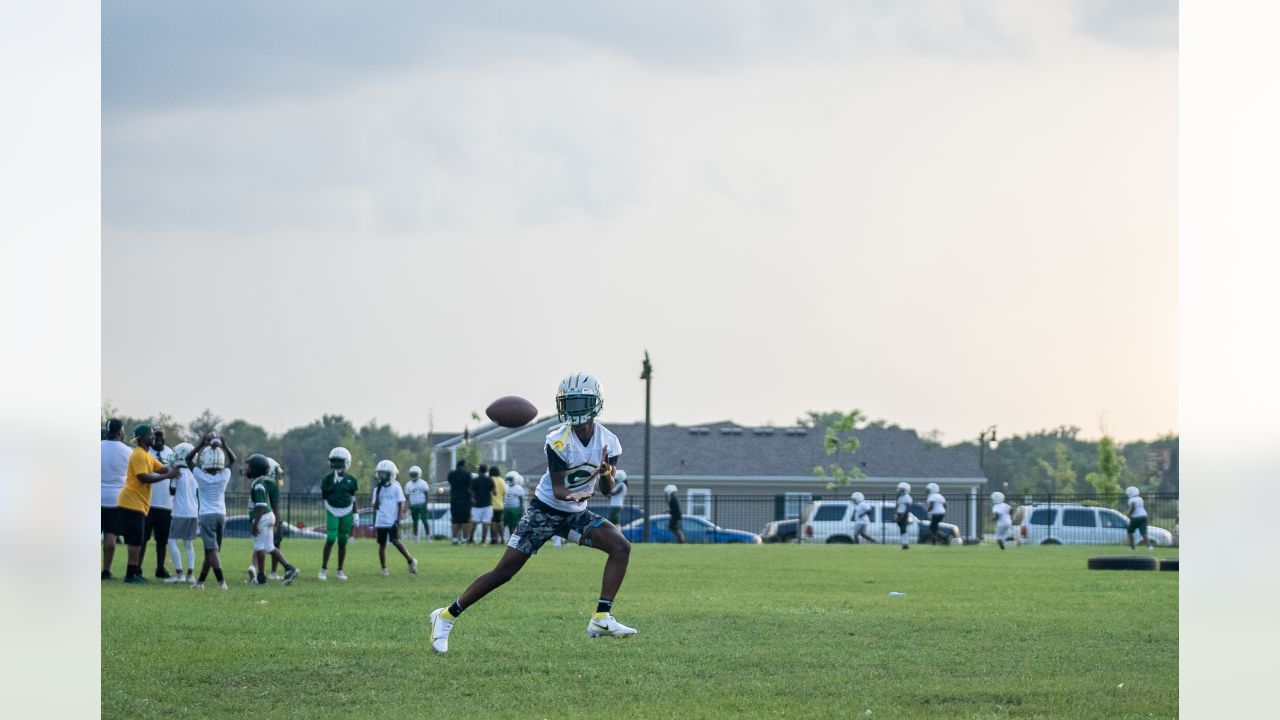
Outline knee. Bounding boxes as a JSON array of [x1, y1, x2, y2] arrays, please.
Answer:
[[337, 533, 349, 548], [611, 536, 631, 560]]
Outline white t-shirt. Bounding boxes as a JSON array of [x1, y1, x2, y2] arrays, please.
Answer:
[[148, 445, 175, 510], [504, 484, 526, 509], [405, 478, 429, 506], [895, 493, 913, 515], [608, 480, 628, 507], [854, 500, 874, 524], [193, 467, 231, 515], [992, 502, 1012, 524], [171, 467, 199, 518], [927, 492, 946, 516], [373, 481, 405, 528], [1128, 496, 1147, 519], [534, 422, 622, 513], [100, 440, 133, 507]]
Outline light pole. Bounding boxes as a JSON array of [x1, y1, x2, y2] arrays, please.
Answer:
[[978, 425, 998, 474], [640, 352, 653, 543]]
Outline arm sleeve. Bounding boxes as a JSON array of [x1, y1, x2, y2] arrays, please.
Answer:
[[546, 445, 568, 472]]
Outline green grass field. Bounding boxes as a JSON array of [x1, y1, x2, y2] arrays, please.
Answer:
[[102, 540, 1177, 719]]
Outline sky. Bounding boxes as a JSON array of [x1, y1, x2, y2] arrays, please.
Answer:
[[101, 0, 1178, 443]]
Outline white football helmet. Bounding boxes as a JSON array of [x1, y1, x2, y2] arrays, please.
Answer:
[[376, 459, 399, 484], [505, 471, 524, 487], [614, 469, 627, 484], [556, 372, 604, 425], [198, 446, 227, 472], [991, 491, 1005, 504], [408, 465, 422, 479], [664, 484, 677, 495], [267, 457, 283, 483], [329, 447, 352, 470], [851, 491, 865, 503], [172, 442, 194, 468], [897, 482, 911, 494], [1126, 486, 1140, 498], [927, 482, 940, 494]]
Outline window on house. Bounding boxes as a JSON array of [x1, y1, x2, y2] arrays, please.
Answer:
[[687, 489, 711, 519], [784, 492, 813, 519]]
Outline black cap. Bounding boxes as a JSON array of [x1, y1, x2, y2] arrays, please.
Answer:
[[105, 419, 123, 434]]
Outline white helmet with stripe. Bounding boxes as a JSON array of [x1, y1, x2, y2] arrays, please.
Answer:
[[556, 372, 604, 425]]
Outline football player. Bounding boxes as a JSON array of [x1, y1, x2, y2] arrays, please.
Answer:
[[187, 432, 235, 590], [665, 484, 686, 544], [990, 491, 1015, 550], [319, 447, 359, 580], [246, 454, 300, 585], [851, 492, 876, 543], [372, 459, 418, 575], [1126, 486, 1154, 551], [404, 466, 431, 543], [428, 373, 636, 653], [925, 482, 947, 545], [166, 442, 199, 583], [894, 482, 913, 550]]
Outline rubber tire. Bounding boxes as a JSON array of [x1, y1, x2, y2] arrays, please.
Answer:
[[1041, 539, 1062, 545], [1087, 555, 1159, 571], [827, 536, 854, 544], [1159, 557, 1179, 572]]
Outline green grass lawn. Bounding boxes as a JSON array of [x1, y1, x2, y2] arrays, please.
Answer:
[[102, 540, 1177, 719]]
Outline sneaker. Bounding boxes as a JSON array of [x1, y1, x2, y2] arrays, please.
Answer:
[[409, 558, 418, 575], [192, 582, 205, 590], [997, 539, 1005, 550], [381, 568, 390, 577], [185, 573, 195, 584], [165, 574, 185, 584], [318, 569, 328, 581], [282, 567, 299, 586], [123, 575, 149, 585], [101, 570, 114, 581], [428, 608, 455, 653], [155, 568, 172, 579], [587, 613, 637, 638], [336, 570, 348, 581], [246, 566, 258, 584], [219, 582, 229, 591], [268, 573, 281, 581]]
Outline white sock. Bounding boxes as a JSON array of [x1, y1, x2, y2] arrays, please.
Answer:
[[167, 539, 183, 571], [184, 540, 195, 570]]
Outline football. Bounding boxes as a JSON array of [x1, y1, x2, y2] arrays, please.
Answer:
[[485, 396, 538, 428]]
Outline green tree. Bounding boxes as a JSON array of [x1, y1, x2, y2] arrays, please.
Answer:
[[1038, 442, 1078, 495], [188, 409, 223, 439], [808, 409, 868, 489], [280, 415, 355, 493], [1084, 435, 1124, 507]]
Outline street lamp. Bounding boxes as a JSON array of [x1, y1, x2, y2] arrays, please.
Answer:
[[640, 351, 653, 543], [978, 425, 998, 472]]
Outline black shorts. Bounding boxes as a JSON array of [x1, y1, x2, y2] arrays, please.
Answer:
[[451, 500, 471, 523], [101, 506, 120, 536], [668, 516, 682, 532], [144, 507, 172, 546], [118, 508, 147, 547], [895, 513, 909, 532], [376, 525, 401, 545], [929, 514, 944, 533]]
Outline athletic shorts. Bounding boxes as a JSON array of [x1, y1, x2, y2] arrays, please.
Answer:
[[170, 516, 199, 541], [101, 506, 120, 536], [199, 513, 226, 550], [325, 511, 354, 543], [852, 521, 870, 536], [451, 500, 471, 524], [929, 514, 944, 533], [668, 516, 682, 532], [144, 507, 172, 547], [503, 507, 522, 531], [117, 508, 147, 546], [895, 513, 910, 533], [1128, 516, 1149, 534], [507, 500, 606, 556], [410, 504, 428, 527], [470, 506, 494, 523], [376, 525, 401, 545], [253, 512, 276, 553], [995, 521, 1013, 540]]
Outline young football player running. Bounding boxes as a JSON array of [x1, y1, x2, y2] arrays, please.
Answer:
[[894, 482, 913, 550], [925, 482, 947, 545], [991, 492, 1015, 550], [246, 454, 300, 585], [851, 492, 877, 543], [404, 465, 431, 543], [428, 373, 636, 653], [1126, 486, 1154, 551], [664, 484, 686, 544], [319, 447, 359, 580], [373, 460, 418, 575]]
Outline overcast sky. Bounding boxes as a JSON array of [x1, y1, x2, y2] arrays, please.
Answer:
[[102, 0, 1177, 442]]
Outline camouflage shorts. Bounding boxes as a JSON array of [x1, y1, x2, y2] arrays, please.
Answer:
[[507, 500, 606, 556]]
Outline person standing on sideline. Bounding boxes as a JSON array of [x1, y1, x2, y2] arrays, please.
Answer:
[[990, 492, 1015, 550], [664, 484, 686, 544], [447, 460, 472, 545], [101, 419, 132, 580], [607, 470, 628, 526], [851, 492, 877, 543], [115, 424, 181, 584], [166, 442, 198, 583], [925, 482, 947, 545], [187, 432, 235, 590], [140, 428, 176, 579], [1126, 486, 1154, 551], [266, 458, 287, 578], [502, 472, 526, 543], [427, 372, 636, 654], [404, 466, 431, 543], [487, 466, 506, 545], [246, 454, 300, 585], [372, 460, 418, 576], [894, 482, 913, 550], [320, 447, 359, 580], [469, 468, 495, 545]]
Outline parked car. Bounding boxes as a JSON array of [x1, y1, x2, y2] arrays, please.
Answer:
[[800, 500, 963, 544], [620, 514, 762, 544], [585, 503, 645, 527], [761, 518, 799, 543], [224, 515, 326, 540], [906, 503, 964, 545], [1017, 504, 1174, 546]]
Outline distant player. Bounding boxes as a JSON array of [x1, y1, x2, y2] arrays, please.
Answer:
[[925, 482, 947, 545], [502, 472, 526, 542], [246, 454, 300, 585], [187, 432, 235, 590], [141, 428, 176, 579], [607, 469, 628, 526], [373, 460, 418, 576], [894, 482, 913, 550], [469, 467, 495, 546], [428, 373, 636, 653], [665, 484, 686, 544], [447, 460, 472, 545], [166, 442, 199, 583], [319, 447, 359, 580], [850, 492, 876, 544], [404, 465, 431, 543], [487, 466, 506, 545], [990, 491, 1015, 550], [1126, 486, 1154, 551]]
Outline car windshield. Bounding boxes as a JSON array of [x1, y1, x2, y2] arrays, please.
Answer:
[[813, 505, 847, 521]]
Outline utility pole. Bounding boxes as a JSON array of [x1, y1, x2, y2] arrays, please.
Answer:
[[640, 351, 653, 543]]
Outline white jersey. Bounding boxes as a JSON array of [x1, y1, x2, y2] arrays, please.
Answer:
[[373, 481, 405, 528], [1128, 496, 1147, 519], [405, 478, 430, 506], [100, 440, 132, 507], [992, 502, 1012, 525], [926, 492, 946, 516], [895, 493, 913, 516], [609, 479, 628, 507], [148, 445, 175, 510], [504, 484, 526, 509], [171, 467, 199, 518], [534, 422, 622, 513], [854, 500, 874, 524], [193, 467, 231, 515]]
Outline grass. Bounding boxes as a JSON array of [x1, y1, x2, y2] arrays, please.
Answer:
[[102, 540, 1178, 719]]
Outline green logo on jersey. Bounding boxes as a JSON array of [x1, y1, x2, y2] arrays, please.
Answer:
[[565, 464, 596, 490]]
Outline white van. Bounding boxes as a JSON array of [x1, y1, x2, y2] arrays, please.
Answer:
[[1018, 504, 1173, 546], [800, 500, 962, 544]]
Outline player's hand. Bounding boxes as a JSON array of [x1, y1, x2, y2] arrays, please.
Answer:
[[251, 524, 259, 537], [597, 448, 613, 480]]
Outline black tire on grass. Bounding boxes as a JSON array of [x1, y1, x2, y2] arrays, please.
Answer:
[[1159, 557, 1179, 572], [1087, 555, 1159, 571]]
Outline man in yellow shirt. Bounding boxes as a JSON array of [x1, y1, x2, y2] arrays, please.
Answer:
[[488, 466, 506, 544], [117, 424, 180, 584]]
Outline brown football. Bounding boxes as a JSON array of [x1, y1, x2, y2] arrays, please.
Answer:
[[485, 396, 538, 428]]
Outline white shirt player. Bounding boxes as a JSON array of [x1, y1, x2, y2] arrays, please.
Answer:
[[101, 439, 132, 507], [373, 481, 406, 529], [149, 445, 176, 510], [926, 492, 946, 516], [171, 467, 199, 519], [854, 500, 874, 524], [1128, 495, 1147, 519], [992, 502, 1012, 525], [895, 493, 913, 516], [504, 483, 526, 509], [534, 422, 622, 514], [608, 479, 628, 507], [405, 478, 430, 506]]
